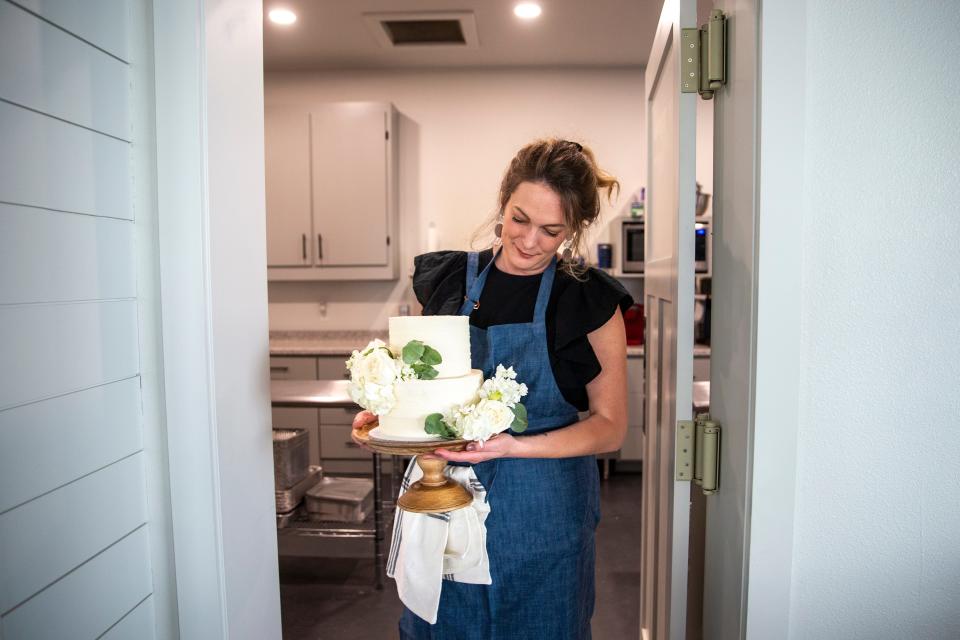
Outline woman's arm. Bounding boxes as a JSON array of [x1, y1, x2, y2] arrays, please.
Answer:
[[435, 308, 628, 463]]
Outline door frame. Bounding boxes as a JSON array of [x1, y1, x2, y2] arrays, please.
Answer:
[[152, 0, 281, 638]]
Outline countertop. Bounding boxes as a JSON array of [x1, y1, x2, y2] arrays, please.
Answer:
[[271, 379, 354, 408], [269, 331, 710, 358], [270, 330, 387, 356]]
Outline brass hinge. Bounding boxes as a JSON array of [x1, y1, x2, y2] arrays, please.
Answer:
[[681, 10, 727, 100], [676, 413, 721, 495]]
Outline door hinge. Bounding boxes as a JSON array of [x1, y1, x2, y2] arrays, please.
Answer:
[[386, 235, 391, 246], [385, 130, 389, 140], [681, 10, 727, 100], [676, 413, 721, 495]]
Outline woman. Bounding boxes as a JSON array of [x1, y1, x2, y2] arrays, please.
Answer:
[[353, 138, 631, 639]]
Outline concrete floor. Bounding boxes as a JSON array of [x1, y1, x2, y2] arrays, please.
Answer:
[[279, 470, 643, 639]]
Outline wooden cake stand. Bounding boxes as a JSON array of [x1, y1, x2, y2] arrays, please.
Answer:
[[354, 421, 474, 514]]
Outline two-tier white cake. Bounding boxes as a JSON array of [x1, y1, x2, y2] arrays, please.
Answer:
[[378, 315, 483, 439]]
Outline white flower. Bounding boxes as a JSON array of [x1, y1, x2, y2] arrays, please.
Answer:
[[443, 398, 516, 443], [358, 346, 401, 386], [345, 339, 404, 415], [478, 365, 529, 408]]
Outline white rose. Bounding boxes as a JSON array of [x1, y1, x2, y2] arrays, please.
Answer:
[[480, 399, 515, 434], [359, 347, 400, 386]]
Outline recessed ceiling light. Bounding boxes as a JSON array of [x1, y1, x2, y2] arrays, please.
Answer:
[[514, 3, 542, 20], [268, 8, 297, 25]]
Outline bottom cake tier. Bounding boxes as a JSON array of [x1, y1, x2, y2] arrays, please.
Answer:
[[378, 370, 483, 439]]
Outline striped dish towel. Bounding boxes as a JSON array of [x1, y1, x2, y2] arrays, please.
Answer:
[[386, 459, 491, 624]]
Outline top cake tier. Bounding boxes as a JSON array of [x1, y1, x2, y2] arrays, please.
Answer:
[[388, 315, 471, 379]]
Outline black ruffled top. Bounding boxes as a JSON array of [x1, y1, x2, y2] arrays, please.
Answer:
[[412, 249, 633, 411]]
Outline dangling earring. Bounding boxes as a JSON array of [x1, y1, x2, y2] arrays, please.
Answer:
[[493, 216, 503, 245], [561, 239, 573, 261]]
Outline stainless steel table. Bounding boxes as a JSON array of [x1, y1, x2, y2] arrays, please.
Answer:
[[272, 379, 394, 590]]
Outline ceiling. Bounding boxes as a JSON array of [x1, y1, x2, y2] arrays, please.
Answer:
[[263, 0, 662, 71]]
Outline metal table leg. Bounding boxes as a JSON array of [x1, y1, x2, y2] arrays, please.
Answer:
[[372, 452, 384, 590]]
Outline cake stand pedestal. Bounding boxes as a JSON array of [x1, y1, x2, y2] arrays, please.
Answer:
[[355, 422, 473, 514]]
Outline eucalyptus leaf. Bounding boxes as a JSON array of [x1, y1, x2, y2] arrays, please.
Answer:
[[424, 413, 456, 438], [418, 366, 439, 380], [510, 403, 528, 432], [420, 345, 442, 366], [424, 413, 445, 435], [402, 340, 425, 365]]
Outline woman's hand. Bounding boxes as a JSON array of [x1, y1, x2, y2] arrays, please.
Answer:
[[431, 433, 518, 464], [351, 410, 378, 452]]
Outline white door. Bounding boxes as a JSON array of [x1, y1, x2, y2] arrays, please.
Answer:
[[639, 0, 698, 638], [311, 102, 389, 267], [265, 107, 313, 266]]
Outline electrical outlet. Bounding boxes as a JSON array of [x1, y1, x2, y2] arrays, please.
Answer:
[[318, 301, 327, 318]]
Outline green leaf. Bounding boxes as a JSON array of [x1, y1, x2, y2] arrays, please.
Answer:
[[402, 340, 425, 365], [418, 366, 439, 380], [424, 413, 456, 438], [510, 403, 528, 432], [420, 345, 442, 366]]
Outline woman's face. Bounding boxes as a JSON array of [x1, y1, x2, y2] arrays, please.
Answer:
[[498, 181, 568, 275]]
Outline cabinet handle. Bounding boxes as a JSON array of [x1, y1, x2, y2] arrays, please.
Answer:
[[270, 366, 290, 372], [301, 234, 307, 261], [318, 234, 323, 260], [344, 441, 359, 449]]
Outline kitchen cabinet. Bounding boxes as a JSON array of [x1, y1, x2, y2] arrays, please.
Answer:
[[270, 355, 393, 473], [269, 357, 320, 467], [265, 102, 399, 281], [264, 108, 312, 267]]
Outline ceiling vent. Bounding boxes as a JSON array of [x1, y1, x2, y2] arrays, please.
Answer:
[[363, 11, 480, 49]]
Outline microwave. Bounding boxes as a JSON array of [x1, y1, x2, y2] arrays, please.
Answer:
[[620, 217, 711, 274], [621, 219, 645, 272]]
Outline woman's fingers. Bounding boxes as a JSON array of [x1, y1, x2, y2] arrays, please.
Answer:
[[432, 448, 497, 464], [352, 410, 376, 430]]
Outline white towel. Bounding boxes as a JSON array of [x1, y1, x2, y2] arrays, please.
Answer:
[[386, 459, 492, 624]]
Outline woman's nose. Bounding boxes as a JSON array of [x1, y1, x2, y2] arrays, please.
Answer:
[[521, 226, 539, 248]]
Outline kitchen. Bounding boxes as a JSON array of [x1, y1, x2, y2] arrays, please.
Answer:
[[261, 2, 713, 637]]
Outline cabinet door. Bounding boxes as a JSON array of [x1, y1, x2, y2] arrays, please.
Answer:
[[311, 103, 389, 267], [265, 107, 312, 266]]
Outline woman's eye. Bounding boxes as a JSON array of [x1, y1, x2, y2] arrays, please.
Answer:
[[512, 217, 526, 224], [543, 230, 559, 238]]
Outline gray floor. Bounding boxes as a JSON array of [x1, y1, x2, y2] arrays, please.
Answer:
[[279, 470, 643, 639]]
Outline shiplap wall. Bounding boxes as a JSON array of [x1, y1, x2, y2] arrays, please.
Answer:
[[0, 1, 158, 637]]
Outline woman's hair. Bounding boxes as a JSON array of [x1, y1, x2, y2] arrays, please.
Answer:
[[473, 138, 620, 278]]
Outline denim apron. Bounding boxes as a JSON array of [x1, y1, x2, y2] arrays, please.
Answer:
[[400, 252, 601, 640]]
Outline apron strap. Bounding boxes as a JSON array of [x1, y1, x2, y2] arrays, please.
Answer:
[[460, 250, 495, 315], [532, 256, 557, 323]]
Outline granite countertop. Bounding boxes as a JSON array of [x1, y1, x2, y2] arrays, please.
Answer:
[[269, 330, 387, 356], [270, 331, 710, 358]]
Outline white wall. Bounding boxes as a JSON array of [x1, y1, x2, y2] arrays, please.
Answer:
[[265, 68, 646, 330], [0, 0, 176, 637], [746, 1, 960, 638]]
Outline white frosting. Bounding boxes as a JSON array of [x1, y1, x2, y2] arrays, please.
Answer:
[[388, 315, 471, 379], [380, 315, 480, 438], [379, 370, 483, 438]]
